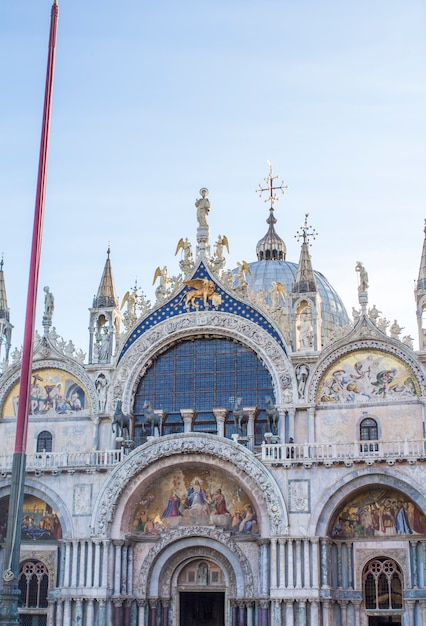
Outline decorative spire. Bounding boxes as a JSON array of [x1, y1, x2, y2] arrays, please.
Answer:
[[0, 255, 13, 362], [0, 255, 9, 319], [255, 162, 288, 261], [417, 219, 426, 291], [93, 246, 118, 308], [292, 214, 317, 293]]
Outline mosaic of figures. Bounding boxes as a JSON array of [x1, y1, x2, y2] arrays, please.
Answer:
[[330, 488, 426, 539], [0, 495, 62, 542], [2, 368, 89, 418], [318, 350, 419, 403], [130, 467, 258, 537]]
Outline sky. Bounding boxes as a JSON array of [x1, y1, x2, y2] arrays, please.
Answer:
[[0, 0, 425, 356]]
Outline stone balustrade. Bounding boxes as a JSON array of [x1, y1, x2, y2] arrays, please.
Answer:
[[261, 438, 426, 467]]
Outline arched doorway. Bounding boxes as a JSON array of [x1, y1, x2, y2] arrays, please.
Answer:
[[178, 559, 225, 626]]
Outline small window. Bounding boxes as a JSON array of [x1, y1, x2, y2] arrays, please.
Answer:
[[360, 417, 378, 453], [18, 560, 49, 609], [36, 431, 52, 453], [363, 558, 403, 611]]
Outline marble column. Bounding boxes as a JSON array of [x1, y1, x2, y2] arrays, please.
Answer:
[[79, 540, 86, 587], [238, 600, 246, 626], [63, 541, 71, 588], [310, 600, 320, 626], [245, 408, 257, 450], [59, 540, 66, 587], [127, 544, 134, 596], [270, 537, 278, 589], [295, 540, 302, 589], [124, 599, 132, 626], [320, 539, 330, 588], [113, 599, 123, 626], [303, 539, 311, 588], [336, 542, 343, 588], [56, 599, 64, 626], [287, 408, 295, 441], [339, 600, 347, 625], [63, 598, 72, 626], [285, 600, 294, 626], [258, 599, 269, 626], [307, 407, 315, 442], [405, 599, 415, 626], [231, 600, 238, 626], [98, 598, 107, 626], [71, 541, 79, 587], [321, 599, 333, 626], [259, 540, 270, 594], [93, 539, 101, 588], [47, 599, 56, 625], [149, 599, 158, 626], [353, 599, 362, 626], [298, 600, 307, 626], [246, 601, 254, 626], [213, 409, 227, 438], [102, 540, 110, 589], [410, 540, 418, 588], [86, 599, 95, 625], [121, 543, 128, 594], [278, 538, 285, 589], [114, 541, 124, 595], [75, 598, 83, 624], [180, 409, 195, 433], [86, 540, 93, 588], [287, 539, 294, 589], [311, 538, 319, 588], [161, 598, 170, 626], [137, 600, 147, 626]]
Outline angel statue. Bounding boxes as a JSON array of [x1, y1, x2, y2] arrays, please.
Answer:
[[211, 234, 229, 274], [153, 266, 170, 303], [235, 260, 252, 297], [175, 237, 194, 277], [270, 281, 287, 311], [121, 287, 138, 330]]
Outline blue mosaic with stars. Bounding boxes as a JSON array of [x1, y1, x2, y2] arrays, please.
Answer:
[[118, 262, 287, 362]]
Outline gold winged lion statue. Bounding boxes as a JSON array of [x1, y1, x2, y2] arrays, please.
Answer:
[[175, 278, 216, 309]]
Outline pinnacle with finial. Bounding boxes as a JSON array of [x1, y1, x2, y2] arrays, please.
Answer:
[[256, 160, 288, 209], [295, 214, 317, 246]]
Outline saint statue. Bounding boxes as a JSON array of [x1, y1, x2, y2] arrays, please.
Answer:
[[195, 188, 210, 227]]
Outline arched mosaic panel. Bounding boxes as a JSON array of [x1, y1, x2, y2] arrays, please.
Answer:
[[2, 367, 89, 418], [329, 487, 426, 539], [317, 350, 420, 404], [129, 466, 258, 537]]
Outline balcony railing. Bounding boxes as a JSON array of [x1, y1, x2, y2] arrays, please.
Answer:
[[0, 438, 424, 473], [0, 449, 123, 474], [261, 439, 426, 467]]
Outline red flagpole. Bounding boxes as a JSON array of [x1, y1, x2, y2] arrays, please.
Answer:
[[15, 0, 59, 453], [0, 3, 59, 623]]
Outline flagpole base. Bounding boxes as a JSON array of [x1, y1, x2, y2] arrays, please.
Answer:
[[0, 583, 21, 625]]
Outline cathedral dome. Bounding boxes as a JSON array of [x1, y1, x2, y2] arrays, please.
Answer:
[[235, 179, 350, 333], [245, 259, 350, 328]]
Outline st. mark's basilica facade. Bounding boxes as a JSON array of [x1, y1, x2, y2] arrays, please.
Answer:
[[0, 174, 426, 626]]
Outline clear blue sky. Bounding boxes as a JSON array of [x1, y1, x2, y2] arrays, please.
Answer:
[[0, 0, 425, 354]]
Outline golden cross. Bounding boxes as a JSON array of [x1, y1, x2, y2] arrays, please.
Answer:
[[256, 160, 288, 208]]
